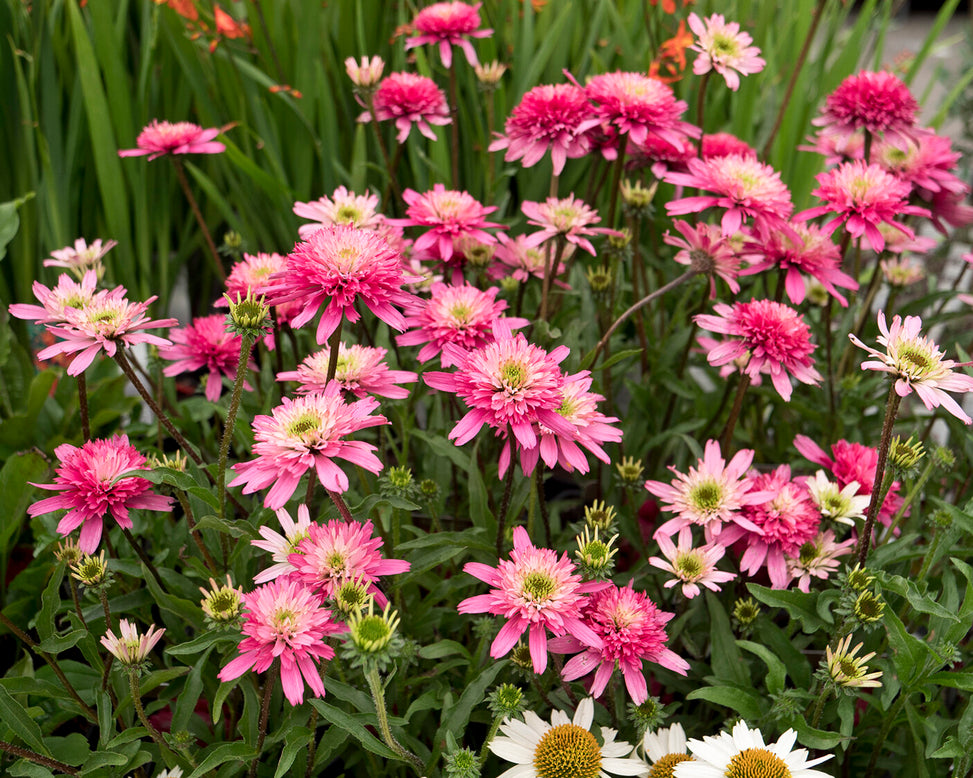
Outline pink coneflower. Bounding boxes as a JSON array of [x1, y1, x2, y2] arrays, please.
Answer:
[[874, 132, 967, 201], [702, 132, 756, 159], [726, 465, 821, 589], [397, 282, 527, 366], [251, 504, 315, 584], [521, 195, 614, 256], [277, 343, 416, 399], [293, 187, 383, 239], [928, 189, 973, 234], [160, 315, 254, 402], [628, 133, 696, 179], [645, 439, 772, 542], [360, 72, 451, 144], [457, 525, 605, 673], [742, 222, 858, 306], [880, 256, 925, 287], [581, 71, 698, 159], [44, 238, 117, 280], [218, 578, 344, 706], [649, 527, 736, 598], [289, 518, 409, 608], [424, 322, 575, 461], [36, 293, 177, 376], [687, 12, 765, 91], [28, 434, 173, 553], [118, 120, 226, 160], [405, 1, 492, 68], [665, 220, 742, 298], [9, 271, 105, 325], [265, 224, 416, 344], [800, 126, 866, 165], [101, 620, 165, 667], [345, 55, 384, 89], [813, 70, 919, 149], [696, 299, 822, 401], [490, 233, 573, 287], [665, 154, 794, 236], [550, 582, 688, 703], [228, 383, 387, 509], [489, 83, 596, 175], [796, 160, 930, 252], [786, 530, 855, 592], [391, 185, 502, 269], [849, 311, 973, 424]]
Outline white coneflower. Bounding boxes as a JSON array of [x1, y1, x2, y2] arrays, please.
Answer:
[[642, 723, 693, 777]]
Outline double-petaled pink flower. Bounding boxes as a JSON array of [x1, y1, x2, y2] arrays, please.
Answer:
[[665, 220, 742, 298], [160, 314, 255, 402], [277, 343, 416, 399], [521, 195, 614, 256], [813, 70, 919, 149], [293, 187, 383, 239], [687, 13, 765, 91], [44, 238, 117, 280], [9, 271, 104, 326], [118, 120, 226, 160], [405, 1, 492, 68], [361, 72, 451, 143]]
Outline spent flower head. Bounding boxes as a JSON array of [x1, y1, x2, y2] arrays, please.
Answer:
[[826, 634, 883, 690], [101, 619, 165, 670], [200, 576, 245, 628], [71, 550, 111, 590]]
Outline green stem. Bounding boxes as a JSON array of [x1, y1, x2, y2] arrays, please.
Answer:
[[720, 372, 752, 450], [367, 93, 402, 206], [249, 668, 276, 778], [129, 669, 178, 763], [328, 489, 355, 523], [326, 320, 343, 384], [809, 682, 831, 728], [477, 715, 504, 768], [536, 465, 551, 547], [694, 72, 710, 142], [605, 150, 626, 229], [171, 157, 225, 282], [882, 456, 936, 541], [120, 526, 166, 592], [448, 64, 461, 189], [219, 334, 255, 519], [364, 664, 424, 774], [77, 372, 90, 441], [305, 706, 319, 778], [496, 450, 517, 556], [539, 236, 567, 322], [855, 385, 902, 566], [175, 490, 220, 574], [915, 528, 944, 585]]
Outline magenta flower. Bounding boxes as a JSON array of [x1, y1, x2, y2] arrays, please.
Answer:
[[293, 186, 383, 239], [289, 518, 409, 608], [521, 194, 614, 256], [160, 315, 254, 402], [265, 224, 416, 344], [665, 154, 793, 236], [786, 530, 855, 593], [118, 120, 225, 160], [228, 383, 387, 509], [645, 439, 772, 542], [813, 70, 919, 149], [874, 132, 968, 201], [28, 434, 173, 553], [277, 343, 416, 399], [695, 299, 822, 402], [549, 582, 689, 703], [251, 504, 315, 584], [702, 132, 757, 160], [405, 1, 492, 68], [795, 160, 930, 252], [9, 271, 105, 326], [665, 220, 742, 298], [44, 238, 117, 280], [648, 528, 736, 598], [397, 282, 526, 366], [360, 72, 451, 143], [490, 233, 573, 287], [218, 578, 344, 706], [687, 13, 765, 91], [101, 620, 165, 667], [848, 311, 973, 424], [489, 83, 596, 175], [457, 526, 605, 674]]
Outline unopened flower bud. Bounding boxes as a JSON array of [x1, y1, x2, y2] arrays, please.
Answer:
[[853, 589, 885, 624], [574, 526, 618, 580], [332, 576, 372, 618], [888, 434, 923, 476], [55, 538, 84, 567], [620, 179, 657, 215], [843, 564, 874, 591], [444, 746, 481, 778], [199, 576, 245, 627], [379, 466, 419, 501], [71, 551, 111, 589], [488, 683, 525, 718], [586, 264, 612, 294], [345, 55, 384, 89], [224, 290, 270, 338], [732, 596, 761, 628], [474, 60, 507, 88], [628, 696, 666, 735], [616, 456, 644, 484], [147, 451, 188, 472], [344, 598, 402, 670], [933, 446, 955, 471], [101, 619, 165, 670]]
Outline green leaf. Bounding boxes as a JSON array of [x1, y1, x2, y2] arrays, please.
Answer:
[[172, 648, 213, 733], [80, 749, 130, 773], [737, 640, 787, 695], [0, 193, 34, 262], [786, 714, 850, 750], [0, 451, 47, 568], [35, 629, 86, 655], [707, 592, 749, 686], [592, 348, 642, 372], [307, 699, 399, 760], [274, 727, 314, 778], [926, 672, 973, 692], [36, 564, 64, 642], [884, 608, 931, 687], [434, 660, 507, 756], [194, 513, 252, 539], [746, 584, 829, 633], [418, 640, 471, 661], [187, 742, 257, 778], [166, 631, 238, 656], [0, 684, 51, 756], [686, 685, 763, 720], [45, 733, 90, 766], [877, 572, 958, 622]]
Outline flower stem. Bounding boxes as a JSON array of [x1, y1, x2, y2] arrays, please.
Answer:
[[304, 705, 319, 778], [219, 334, 255, 519], [497, 452, 516, 556], [326, 320, 343, 384], [364, 664, 424, 774], [882, 456, 936, 542], [129, 669, 179, 764], [477, 714, 504, 768], [0, 740, 79, 776], [809, 681, 831, 728], [367, 95, 402, 207], [605, 149, 627, 229], [77, 372, 90, 441], [539, 236, 567, 322], [865, 693, 906, 778], [120, 526, 166, 592], [855, 384, 902, 566], [694, 72, 710, 141], [720, 372, 751, 449], [249, 669, 276, 778], [448, 64, 461, 189], [171, 157, 225, 281], [536, 465, 551, 547], [328, 489, 355, 523], [175, 490, 220, 574]]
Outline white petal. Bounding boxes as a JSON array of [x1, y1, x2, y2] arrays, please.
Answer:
[[489, 737, 535, 765], [602, 755, 650, 776], [574, 697, 595, 729]]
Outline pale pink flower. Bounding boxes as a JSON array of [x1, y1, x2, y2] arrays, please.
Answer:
[[665, 220, 742, 298], [645, 439, 772, 542], [848, 311, 973, 424], [405, 1, 492, 68], [265, 224, 416, 344], [489, 83, 596, 175], [786, 530, 855, 592], [218, 578, 344, 706], [665, 154, 793, 235], [28, 434, 173, 553], [878, 226, 937, 256], [813, 70, 919, 149], [687, 12, 765, 91], [361, 72, 451, 143], [101, 620, 165, 667], [649, 527, 736, 598], [457, 525, 605, 674], [521, 194, 614, 256], [742, 222, 858, 306], [277, 343, 416, 399], [880, 256, 925, 287], [345, 55, 384, 89], [9, 271, 105, 325], [289, 518, 409, 608], [696, 299, 822, 401], [160, 315, 254, 402], [490, 233, 572, 287], [228, 383, 388, 508], [702, 132, 756, 159], [44, 238, 117, 279], [251, 504, 315, 584], [118, 120, 225, 160], [804, 470, 870, 527], [397, 282, 527, 366], [800, 126, 865, 164], [929, 189, 973, 234], [36, 293, 177, 376], [293, 187, 382, 239], [796, 160, 930, 252]]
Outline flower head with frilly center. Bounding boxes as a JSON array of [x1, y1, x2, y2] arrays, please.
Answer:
[[277, 343, 416, 399], [293, 187, 383, 239], [44, 238, 117, 280], [849, 311, 973, 424], [874, 131, 967, 201], [696, 299, 822, 401], [228, 383, 388, 508], [787, 530, 855, 593], [665, 220, 742, 298], [118, 120, 225, 160], [649, 527, 736, 599], [101, 619, 165, 669], [9, 271, 108, 326], [813, 70, 919, 148], [491, 233, 573, 287], [457, 526, 605, 674], [360, 72, 451, 144], [28, 434, 173, 553], [160, 314, 255, 402], [218, 578, 345, 706], [521, 194, 614, 256], [405, 2, 492, 68], [687, 12, 765, 91]]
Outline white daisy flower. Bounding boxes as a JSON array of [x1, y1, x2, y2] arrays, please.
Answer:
[[489, 697, 649, 778], [642, 723, 693, 777], [674, 721, 832, 778], [805, 471, 870, 526]]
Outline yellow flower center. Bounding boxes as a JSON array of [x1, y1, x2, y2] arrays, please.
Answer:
[[336, 205, 364, 224], [287, 413, 320, 438], [532, 723, 602, 778], [725, 748, 792, 778], [711, 33, 739, 58], [689, 480, 723, 513], [500, 361, 527, 389], [675, 550, 704, 579], [450, 303, 472, 324], [897, 344, 933, 375], [648, 753, 694, 778], [522, 571, 556, 602]]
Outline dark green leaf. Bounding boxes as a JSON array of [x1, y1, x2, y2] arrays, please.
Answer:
[[686, 685, 763, 720], [0, 684, 51, 756], [746, 584, 829, 632], [35, 629, 86, 655], [166, 631, 239, 656], [307, 699, 399, 760], [187, 742, 257, 778], [707, 592, 749, 686], [273, 727, 314, 778], [737, 640, 786, 695]]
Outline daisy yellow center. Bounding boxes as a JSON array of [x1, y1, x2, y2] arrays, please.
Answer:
[[64, 294, 88, 309], [334, 246, 361, 273], [557, 396, 579, 417], [725, 748, 792, 778], [675, 550, 703, 580], [500, 361, 527, 389], [522, 571, 556, 602], [532, 723, 602, 778], [287, 413, 321, 437], [90, 309, 119, 324], [450, 303, 472, 324], [838, 657, 861, 678], [798, 541, 819, 566], [286, 531, 310, 555], [336, 205, 364, 224], [335, 353, 357, 375], [711, 33, 739, 58], [688, 480, 723, 513], [648, 753, 694, 778], [897, 344, 933, 375]]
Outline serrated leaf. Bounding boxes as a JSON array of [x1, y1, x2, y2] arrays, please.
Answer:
[[878, 572, 958, 621], [187, 742, 257, 778], [274, 727, 314, 778], [0, 684, 51, 756]]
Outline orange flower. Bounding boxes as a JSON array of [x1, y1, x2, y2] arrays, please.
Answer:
[[214, 5, 250, 39], [157, 0, 199, 22], [649, 19, 693, 83]]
